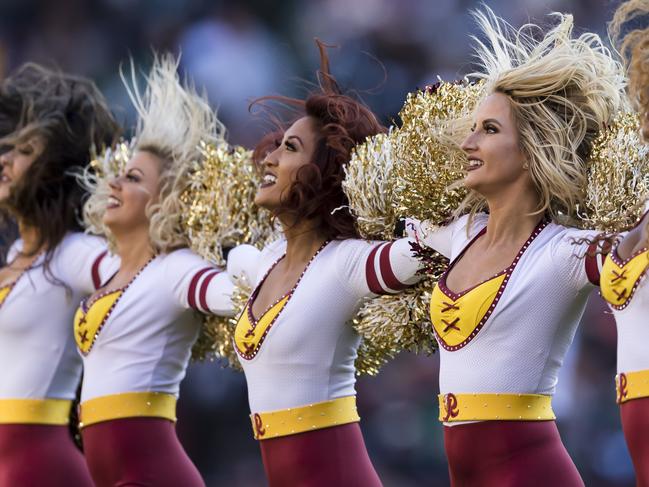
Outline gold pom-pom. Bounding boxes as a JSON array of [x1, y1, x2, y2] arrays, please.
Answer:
[[577, 112, 649, 231], [89, 139, 133, 177], [393, 80, 484, 223], [344, 130, 399, 240], [191, 315, 236, 363], [191, 276, 252, 366], [353, 279, 437, 376], [181, 141, 278, 267], [183, 141, 277, 362]]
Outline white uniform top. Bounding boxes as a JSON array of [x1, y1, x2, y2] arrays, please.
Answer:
[[425, 214, 602, 401], [228, 238, 421, 413], [606, 200, 649, 374], [0, 233, 116, 400], [79, 248, 233, 403]]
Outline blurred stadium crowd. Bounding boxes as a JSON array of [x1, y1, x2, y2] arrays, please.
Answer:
[[0, 0, 632, 485]]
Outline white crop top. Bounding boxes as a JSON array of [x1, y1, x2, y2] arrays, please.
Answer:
[[0, 233, 116, 401], [78, 248, 233, 403], [228, 237, 422, 413], [425, 214, 603, 403]]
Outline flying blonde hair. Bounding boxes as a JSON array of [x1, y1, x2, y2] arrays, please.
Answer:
[[454, 8, 627, 226], [82, 54, 225, 253]]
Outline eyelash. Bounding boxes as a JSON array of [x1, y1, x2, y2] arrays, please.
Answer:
[[470, 125, 498, 134], [125, 174, 139, 182], [284, 140, 296, 151]]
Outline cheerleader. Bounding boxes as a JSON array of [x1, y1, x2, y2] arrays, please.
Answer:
[[602, 2, 649, 483], [221, 42, 427, 487], [0, 64, 120, 486], [416, 10, 625, 486], [76, 55, 235, 487]]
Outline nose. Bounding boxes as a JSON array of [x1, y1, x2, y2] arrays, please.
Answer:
[[0, 149, 13, 167], [108, 176, 121, 190], [460, 130, 477, 153], [263, 147, 280, 168]]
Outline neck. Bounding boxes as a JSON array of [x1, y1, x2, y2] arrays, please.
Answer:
[[112, 227, 156, 273], [18, 220, 43, 255], [482, 186, 542, 246], [281, 218, 328, 268]]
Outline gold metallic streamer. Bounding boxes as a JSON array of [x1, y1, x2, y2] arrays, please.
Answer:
[[182, 141, 278, 362], [181, 141, 279, 267], [89, 139, 133, 178], [578, 112, 649, 231], [344, 130, 399, 240], [192, 277, 251, 368], [353, 280, 438, 376], [393, 80, 484, 223]]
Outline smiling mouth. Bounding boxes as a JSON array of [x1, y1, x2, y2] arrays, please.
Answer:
[[106, 195, 122, 209], [0, 174, 10, 184], [464, 159, 484, 172], [260, 173, 277, 188]]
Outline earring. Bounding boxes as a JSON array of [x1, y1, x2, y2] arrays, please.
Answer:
[[522, 162, 529, 170]]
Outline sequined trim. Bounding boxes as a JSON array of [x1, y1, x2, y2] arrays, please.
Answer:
[[234, 240, 330, 360], [74, 256, 156, 355], [431, 220, 548, 351]]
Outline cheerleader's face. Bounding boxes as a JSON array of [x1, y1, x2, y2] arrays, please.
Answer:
[[103, 150, 162, 233], [460, 93, 530, 196], [0, 137, 44, 202], [255, 116, 318, 211]]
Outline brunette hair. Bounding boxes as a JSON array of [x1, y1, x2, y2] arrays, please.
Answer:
[[0, 63, 120, 263], [252, 40, 386, 240]]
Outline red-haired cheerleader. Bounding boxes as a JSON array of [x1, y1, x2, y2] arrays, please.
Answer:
[[221, 42, 427, 487], [0, 64, 120, 486], [417, 9, 625, 486], [603, 2, 649, 484], [75, 55, 235, 487]]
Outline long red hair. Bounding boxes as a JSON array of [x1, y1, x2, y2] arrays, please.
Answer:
[[252, 40, 386, 240]]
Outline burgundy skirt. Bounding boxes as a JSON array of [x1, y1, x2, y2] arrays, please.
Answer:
[[0, 424, 93, 487], [620, 397, 649, 486], [81, 417, 204, 487], [259, 422, 382, 487], [444, 420, 584, 487]]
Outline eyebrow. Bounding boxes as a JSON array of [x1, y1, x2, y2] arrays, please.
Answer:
[[127, 168, 145, 176], [481, 118, 502, 126], [286, 135, 304, 147]]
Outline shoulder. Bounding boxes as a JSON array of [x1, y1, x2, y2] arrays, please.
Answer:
[[6, 238, 23, 263], [161, 247, 212, 270], [545, 223, 600, 259], [449, 213, 488, 250], [57, 232, 107, 256], [262, 238, 286, 257], [258, 238, 286, 267], [333, 238, 377, 254], [54, 233, 110, 270]]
